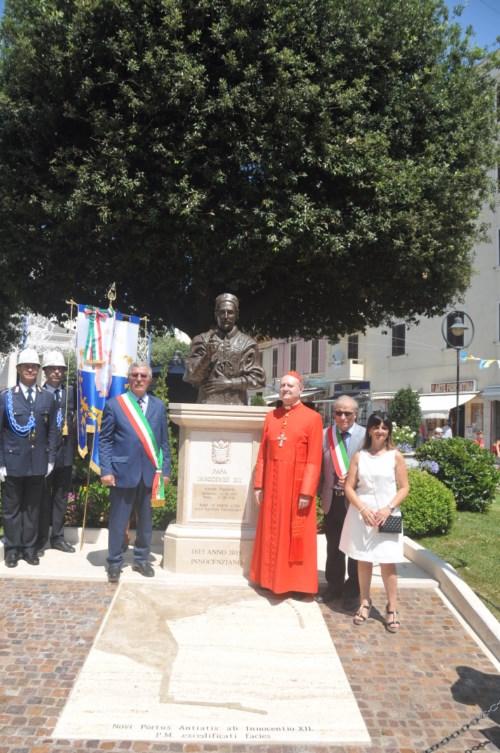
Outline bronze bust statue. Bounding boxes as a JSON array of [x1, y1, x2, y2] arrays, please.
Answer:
[[183, 293, 266, 405]]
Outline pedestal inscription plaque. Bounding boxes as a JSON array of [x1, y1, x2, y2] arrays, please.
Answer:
[[186, 429, 252, 523], [192, 484, 247, 520]]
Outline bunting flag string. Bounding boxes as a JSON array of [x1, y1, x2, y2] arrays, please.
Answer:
[[460, 350, 500, 369]]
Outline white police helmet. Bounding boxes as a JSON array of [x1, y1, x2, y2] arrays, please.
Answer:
[[42, 350, 66, 369], [17, 348, 41, 366]]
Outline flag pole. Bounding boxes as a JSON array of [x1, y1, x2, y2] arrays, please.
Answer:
[[79, 430, 97, 551], [63, 298, 77, 437], [78, 286, 117, 550]]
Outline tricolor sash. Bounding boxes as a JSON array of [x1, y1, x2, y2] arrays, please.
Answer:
[[327, 426, 350, 478], [116, 392, 165, 507]]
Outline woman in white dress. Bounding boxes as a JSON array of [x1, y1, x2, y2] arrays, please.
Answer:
[[340, 414, 409, 632]]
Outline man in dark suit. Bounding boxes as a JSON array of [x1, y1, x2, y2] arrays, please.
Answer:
[[37, 350, 76, 554], [317, 395, 366, 605], [100, 362, 171, 583], [0, 348, 58, 567]]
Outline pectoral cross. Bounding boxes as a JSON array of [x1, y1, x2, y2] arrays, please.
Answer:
[[277, 431, 287, 447]]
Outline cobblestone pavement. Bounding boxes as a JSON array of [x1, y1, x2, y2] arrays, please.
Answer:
[[0, 579, 498, 753]]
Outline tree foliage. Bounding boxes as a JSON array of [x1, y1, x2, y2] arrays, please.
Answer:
[[390, 387, 422, 435], [0, 0, 498, 347], [151, 332, 190, 373]]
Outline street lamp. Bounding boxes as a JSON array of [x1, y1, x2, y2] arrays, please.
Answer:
[[441, 311, 475, 437]]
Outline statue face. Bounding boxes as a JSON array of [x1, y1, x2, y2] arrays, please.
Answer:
[[215, 302, 238, 333]]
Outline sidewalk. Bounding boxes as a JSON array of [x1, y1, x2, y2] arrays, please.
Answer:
[[0, 527, 437, 587], [1, 531, 499, 753]]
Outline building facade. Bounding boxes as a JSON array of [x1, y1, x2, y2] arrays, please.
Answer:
[[257, 167, 500, 446]]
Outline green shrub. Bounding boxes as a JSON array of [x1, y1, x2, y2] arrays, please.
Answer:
[[152, 482, 178, 529], [390, 387, 422, 435], [392, 422, 416, 451], [65, 481, 177, 530], [415, 437, 498, 512], [404, 468, 456, 537], [250, 393, 266, 406], [65, 482, 110, 527]]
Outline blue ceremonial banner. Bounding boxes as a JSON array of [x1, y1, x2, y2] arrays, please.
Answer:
[[76, 305, 140, 473]]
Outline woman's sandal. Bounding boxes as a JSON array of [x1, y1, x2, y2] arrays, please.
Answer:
[[385, 606, 401, 633], [353, 600, 372, 625]]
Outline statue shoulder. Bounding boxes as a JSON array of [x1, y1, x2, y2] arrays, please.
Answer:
[[231, 328, 256, 349], [190, 328, 217, 346]]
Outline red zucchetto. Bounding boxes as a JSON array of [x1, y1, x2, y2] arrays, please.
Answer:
[[282, 370, 303, 385]]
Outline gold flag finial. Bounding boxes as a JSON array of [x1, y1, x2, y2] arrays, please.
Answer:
[[106, 282, 117, 308]]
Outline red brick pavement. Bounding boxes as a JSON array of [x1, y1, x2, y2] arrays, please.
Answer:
[[0, 579, 498, 753]]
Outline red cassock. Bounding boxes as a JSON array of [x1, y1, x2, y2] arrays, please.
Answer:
[[250, 401, 323, 594]]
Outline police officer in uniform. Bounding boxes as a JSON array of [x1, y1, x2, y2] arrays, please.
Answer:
[[37, 350, 76, 554], [0, 348, 58, 567]]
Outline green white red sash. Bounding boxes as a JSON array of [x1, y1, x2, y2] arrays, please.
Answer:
[[327, 426, 349, 478], [116, 392, 165, 507]]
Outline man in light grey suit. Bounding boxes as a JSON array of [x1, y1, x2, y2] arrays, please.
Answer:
[[317, 395, 365, 605]]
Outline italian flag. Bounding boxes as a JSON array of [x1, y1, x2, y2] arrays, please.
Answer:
[[116, 392, 165, 507]]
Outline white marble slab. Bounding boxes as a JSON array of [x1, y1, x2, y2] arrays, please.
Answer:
[[53, 584, 370, 745]]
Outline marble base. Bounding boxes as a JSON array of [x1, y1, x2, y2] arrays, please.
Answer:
[[164, 524, 255, 575], [164, 403, 268, 575], [53, 583, 370, 745]]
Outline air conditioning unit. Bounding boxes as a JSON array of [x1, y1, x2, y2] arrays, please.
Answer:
[[331, 349, 345, 366]]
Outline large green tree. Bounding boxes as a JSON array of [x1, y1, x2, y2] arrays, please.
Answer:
[[0, 0, 497, 347]]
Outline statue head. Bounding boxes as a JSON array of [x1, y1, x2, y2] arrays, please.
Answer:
[[214, 293, 239, 333]]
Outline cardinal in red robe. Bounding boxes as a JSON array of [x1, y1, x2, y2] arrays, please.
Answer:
[[250, 371, 323, 595]]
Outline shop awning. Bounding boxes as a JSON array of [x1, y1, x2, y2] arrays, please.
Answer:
[[480, 385, 500, 400], [263, 388, 324, 404], [418, 392, 477, 419]]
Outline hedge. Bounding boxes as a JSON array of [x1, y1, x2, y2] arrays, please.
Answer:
[[403, 468, 456, 537], [415, 437, 498, 512]]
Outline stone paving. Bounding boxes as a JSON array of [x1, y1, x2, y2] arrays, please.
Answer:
[[1, 577, 499, 753]]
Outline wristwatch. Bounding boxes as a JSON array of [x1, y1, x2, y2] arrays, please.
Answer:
[[388, 502, 395, 512]]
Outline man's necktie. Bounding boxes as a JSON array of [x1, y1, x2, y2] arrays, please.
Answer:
[[55, 388, 61, 402], [138, 397, 145, 412], [27, 387, 34, 405]]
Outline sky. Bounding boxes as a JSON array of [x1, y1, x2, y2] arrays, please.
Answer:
[[0, 0, 497, 48], [445, 0, 500, 50]]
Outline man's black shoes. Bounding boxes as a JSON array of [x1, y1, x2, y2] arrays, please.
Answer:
[[132, 562, 155, 578], [5, 551, 19, 568], [315, 587, 343, 603], [52, 540, 76, 553], [107, 564, 121, 583], [24, 553, 40, 566]]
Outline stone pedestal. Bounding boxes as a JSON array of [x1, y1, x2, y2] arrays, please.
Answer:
[[163, 403, 269, 576]]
